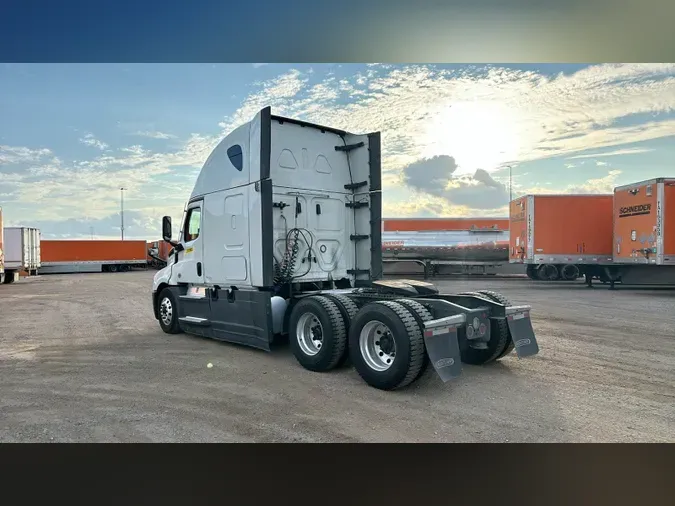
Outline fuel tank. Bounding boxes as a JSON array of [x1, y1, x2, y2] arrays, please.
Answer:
[[382, 218, 510, 263]]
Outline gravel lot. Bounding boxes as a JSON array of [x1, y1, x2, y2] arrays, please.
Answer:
[[1, 270, 673, 442]]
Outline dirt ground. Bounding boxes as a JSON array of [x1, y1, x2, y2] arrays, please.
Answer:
[[0, 270, 673, 442]]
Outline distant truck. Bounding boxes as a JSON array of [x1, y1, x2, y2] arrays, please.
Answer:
[[2, 227, 41, 281], [40, 239, 148, 274], [510, 178, 675, 287], [147, 240, 172, 269]]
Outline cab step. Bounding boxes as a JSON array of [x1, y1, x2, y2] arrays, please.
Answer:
[[179, 316, 211, 326]]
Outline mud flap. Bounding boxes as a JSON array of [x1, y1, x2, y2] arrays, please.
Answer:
[[505, 306, 540, 358], [423, 314, 466, 382]]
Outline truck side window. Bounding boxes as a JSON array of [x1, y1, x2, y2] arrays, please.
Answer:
[[227, 144, 243, 171], [184, 207, 201, 242]]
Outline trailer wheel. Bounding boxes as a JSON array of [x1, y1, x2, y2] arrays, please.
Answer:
[[561, 264, 580, 281], [349, 301, 425, 391], [289, 296, 347, 373], [525, 264, 538, 280], [537, 263, 559, 281], [394, 298, 433, 381], [108, 265, 118, 273], [474, 290, 514, 360], [158, 288, 182, 334], [324, 294, 360, 367]]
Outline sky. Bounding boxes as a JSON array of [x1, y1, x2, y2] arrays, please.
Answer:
[[1, 63, 674, 240]]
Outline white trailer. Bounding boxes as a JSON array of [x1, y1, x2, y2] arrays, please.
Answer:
[[2, 227, 41, 283], [151, 107, 540, 391]]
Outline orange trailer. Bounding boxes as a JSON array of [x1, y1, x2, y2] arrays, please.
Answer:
[[599, 177, 675, 286], [40, 239, 148, 274], [613, 178, 675, 265], [509, 194, 614, 281], [511, 178, 675, 287]]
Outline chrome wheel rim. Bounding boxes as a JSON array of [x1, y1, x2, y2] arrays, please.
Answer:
[[359, 320, 396, 371], [297, 312, 323, 356], [160, 297, 173, 326]]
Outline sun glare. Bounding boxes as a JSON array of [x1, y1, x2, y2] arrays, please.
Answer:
[[421, 101, 522, 175]]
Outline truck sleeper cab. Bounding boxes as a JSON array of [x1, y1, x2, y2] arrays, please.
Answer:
[[152, 107, 540, 390]]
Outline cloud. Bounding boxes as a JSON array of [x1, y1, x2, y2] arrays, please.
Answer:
[[252, 63, 269, 69], [133, 130, 177, 140], [214, 63, 675, 180], [79, 133, 109, 151], [596, 160, 608, 166], [5, 63, 675, 236], [401, 155, 509, 210], [0, 145, 52, 166], [566, 170, 622, 194], [5, 210, 166, 240], [567, 147, 655, 159]]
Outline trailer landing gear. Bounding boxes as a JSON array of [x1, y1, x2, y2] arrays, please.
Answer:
[[585, 273, 593, 288]]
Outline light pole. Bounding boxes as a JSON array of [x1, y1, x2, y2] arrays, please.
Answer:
[[120, 187, 127, 240], [506, 165, 513, 203]]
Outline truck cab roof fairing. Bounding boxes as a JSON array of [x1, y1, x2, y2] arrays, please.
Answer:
[[189, 117, 260, 200]]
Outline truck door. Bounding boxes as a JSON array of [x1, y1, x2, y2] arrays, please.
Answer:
[[174, 200, 205, 285]]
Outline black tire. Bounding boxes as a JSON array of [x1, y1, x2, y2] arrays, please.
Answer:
[[456, 291, 512, 365], [108, 264, 118, 273], [538, 263, 559, 281], [288, 296, 347, 372], [561, 264, 580, 281], [349, 301, 425, 391], [525, 264, 538, 280], [157, 288, 182, 334], [394, 298, 433, 380], [474, 290, 514, 360], [324, 294, 360, 367]]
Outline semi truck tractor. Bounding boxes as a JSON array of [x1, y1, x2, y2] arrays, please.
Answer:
[[151, 107, 540, 391]]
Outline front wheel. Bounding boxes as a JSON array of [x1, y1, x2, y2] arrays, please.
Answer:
[[157, 288, 182, 334]]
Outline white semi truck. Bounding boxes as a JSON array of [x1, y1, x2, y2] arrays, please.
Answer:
[[152, 107, 540, 390]]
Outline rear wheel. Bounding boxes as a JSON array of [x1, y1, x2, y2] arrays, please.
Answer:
[[394, 298, 433, 380], [158, 288, 182, 334], [108, 265, 118, 273], [457, 291, 512, 364], [349, 301, 425, 391], [474, 290, 514, 360], [324, 294, 360, 367], [289, 296, 347, 372]]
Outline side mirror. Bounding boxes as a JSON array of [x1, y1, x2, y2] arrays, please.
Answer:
[[162, 216, 172, 242]]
